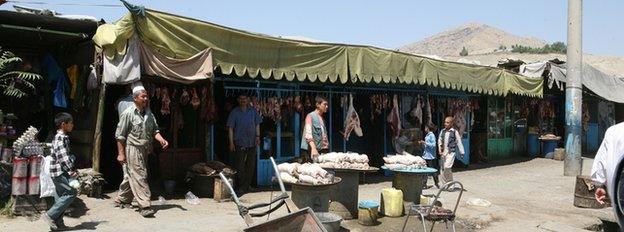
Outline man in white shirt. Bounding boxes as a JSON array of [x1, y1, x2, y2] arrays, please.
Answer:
[[437, 116, 465, 189], [591, 122, 624, 226]]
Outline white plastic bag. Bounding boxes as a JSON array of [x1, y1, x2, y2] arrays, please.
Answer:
[[39, 156, 57, 198]]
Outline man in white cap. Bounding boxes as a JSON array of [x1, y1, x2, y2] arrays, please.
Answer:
[[114, 82, 169, 217], [116, 81, 142, 117]]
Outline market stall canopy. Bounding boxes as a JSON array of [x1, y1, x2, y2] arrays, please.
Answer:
[[92, 3, 542, 97], [520, 61, 624, 103], [0, 10, 98, 48]]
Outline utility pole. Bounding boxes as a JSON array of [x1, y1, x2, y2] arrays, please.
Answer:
[[564, 0, 583, 176]]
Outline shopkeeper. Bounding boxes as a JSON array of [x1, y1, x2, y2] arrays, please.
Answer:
[[227, 94, 262, 195], [300, 96, 329, 163]]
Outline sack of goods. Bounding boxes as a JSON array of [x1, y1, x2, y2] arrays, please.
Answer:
[[277, 162, 334, 185], [317, 152, 370, 170], [383, 151, 427, 170]]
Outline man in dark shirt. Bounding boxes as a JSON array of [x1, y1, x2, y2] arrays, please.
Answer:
[[227, 94, 262, 194]]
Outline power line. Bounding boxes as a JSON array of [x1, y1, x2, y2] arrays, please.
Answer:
[[6, 0, 124, 8]]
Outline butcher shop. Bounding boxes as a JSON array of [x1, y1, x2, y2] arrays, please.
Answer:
[[90, 4, 543, 202]]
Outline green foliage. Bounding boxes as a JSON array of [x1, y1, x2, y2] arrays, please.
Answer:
[[511, 42, 567, 54], [0, 197, 15, 218], [459, 46, 469, 56], [0, 47, 42, 98]]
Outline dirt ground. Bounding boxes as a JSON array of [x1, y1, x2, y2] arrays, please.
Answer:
[[0, 157, 609, 232]]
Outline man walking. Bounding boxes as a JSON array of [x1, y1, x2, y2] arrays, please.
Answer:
[[115, 84, 169, 217], [227, 94, 262, 195], [438, 116, 465, 190]]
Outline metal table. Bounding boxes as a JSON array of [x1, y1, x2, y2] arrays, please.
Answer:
[[287, 177, 342, 213], [381, 167, 437, 202], [325, 167, 379, 220]]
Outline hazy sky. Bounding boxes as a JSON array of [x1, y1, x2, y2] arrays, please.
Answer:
[[2, 0, 623, 56]]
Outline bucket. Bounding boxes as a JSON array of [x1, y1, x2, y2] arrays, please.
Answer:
[[192, 174, 214, 198], [12, 177, 27, 195], [527, 134, 539, 157], [12, 157, 28, 177], [543, 140, 558, 157], [164, 180, 176, 195], [358, 200, 379, 226], [380, 188, 403, 217], [315, 212, 342, 232], [29, 155, 42, 177], [28, 176, 40, 195]]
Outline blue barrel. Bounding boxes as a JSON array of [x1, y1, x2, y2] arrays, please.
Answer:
[[542, 140, 558, 158], [527, 134, 539, 157]]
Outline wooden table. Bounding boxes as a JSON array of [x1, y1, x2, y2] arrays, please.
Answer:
[[324, 167, 379, 220], [382, 167, 437, 202]]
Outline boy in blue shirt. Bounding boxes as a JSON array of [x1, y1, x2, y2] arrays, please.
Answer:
[[419, 123, 439, 188]]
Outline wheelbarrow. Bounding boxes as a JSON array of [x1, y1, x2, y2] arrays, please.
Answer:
[[219, 157, 328, 232]]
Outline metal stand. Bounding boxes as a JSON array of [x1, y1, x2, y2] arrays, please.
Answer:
[[402, 181, 464, 232]]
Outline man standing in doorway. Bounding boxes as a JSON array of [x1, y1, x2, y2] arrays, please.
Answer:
[[438, 116, 465, 190], [301, 96, 329, 163], [115, 84, 169, 217], [227, 94, 262, 195]]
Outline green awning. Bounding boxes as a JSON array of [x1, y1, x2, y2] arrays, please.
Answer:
[[93, 9, 542, 97]]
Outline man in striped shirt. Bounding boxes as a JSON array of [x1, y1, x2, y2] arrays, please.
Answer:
[[42, 112, 77, 231]]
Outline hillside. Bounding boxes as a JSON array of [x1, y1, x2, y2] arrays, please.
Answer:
[[398, 23, 547, 57]]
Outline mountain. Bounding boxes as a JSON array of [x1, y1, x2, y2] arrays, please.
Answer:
[[398, 23, 547, 57], [398, 23, 624, 77]]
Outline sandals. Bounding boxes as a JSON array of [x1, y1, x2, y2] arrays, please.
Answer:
[[114, 200, 132, 209], [140, 208, 155, 217]]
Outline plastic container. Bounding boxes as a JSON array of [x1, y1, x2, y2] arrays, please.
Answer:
[[185, 191, 200, 205], [420, 194, 436, 206], [380, 188, 403, 217], [358, 200, 379, 226], [164, 180, 176, 195], [12, 177, 27, 195], [12, 157, 28, 177], [156, 196, 167, 205], [315, 212, 342, 232], [29, 155, 42, 177], [28, 176, 40, 195], [527, 134, 539, 157], [543, 140, 558, 158]]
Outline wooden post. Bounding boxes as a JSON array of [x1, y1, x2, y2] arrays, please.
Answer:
[[92, 83, 107, 172]]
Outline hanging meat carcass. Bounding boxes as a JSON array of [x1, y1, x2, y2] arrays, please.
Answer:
[[155, 87, 161, 100], [251, 96, 261, 115], [190, 88, 200, 109], [180, 88, 190, 105], [342, 94, 363, 140], [370, 95, 377, 121], [294, 95, 303, 114], [387, 94, 401, 139], [453, 100, 467, 135], [409, 96, 423, 126], [425, 97, 433, 126], [275, 98, 283, 122], [304, 94, 312, 111], [200, 85, 218, 123], [161, 87, 171, 115]]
